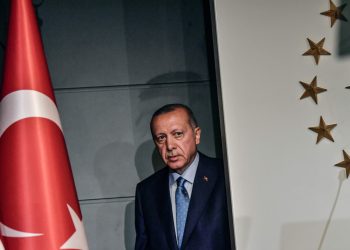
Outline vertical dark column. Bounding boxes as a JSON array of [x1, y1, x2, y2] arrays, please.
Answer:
[[338, 0, 350, 57], [202, 0, 223, 158], [0, 0, 10, 86], [202, 0, 236, 249]]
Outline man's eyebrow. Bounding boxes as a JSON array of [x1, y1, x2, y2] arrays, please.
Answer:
[[171, 129, 183, 133], [154, 132, 166, 136]]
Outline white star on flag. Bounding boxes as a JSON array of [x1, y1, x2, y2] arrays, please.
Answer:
[[60, 205, 89, 250]]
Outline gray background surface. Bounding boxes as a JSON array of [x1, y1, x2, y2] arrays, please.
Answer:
[[0, 0, 222, 249]]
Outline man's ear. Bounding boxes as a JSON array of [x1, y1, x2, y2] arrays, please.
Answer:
[[194, 127, 201, 145]]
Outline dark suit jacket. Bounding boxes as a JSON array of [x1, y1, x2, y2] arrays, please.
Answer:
[[135, 153, 233, 250]]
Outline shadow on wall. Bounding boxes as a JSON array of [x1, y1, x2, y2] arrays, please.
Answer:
[[94, 141, 135, 197], [91, 139, 163, 249], [124, 141, 164, 250], [134, 140, 165, 181], [124, 201, 135, 250], [93, 141, 135, 249]]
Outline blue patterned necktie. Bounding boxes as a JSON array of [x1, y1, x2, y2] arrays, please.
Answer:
[[176, 176, 189, 248]]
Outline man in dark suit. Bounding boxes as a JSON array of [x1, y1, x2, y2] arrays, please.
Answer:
[[135, 104, 233, 250]]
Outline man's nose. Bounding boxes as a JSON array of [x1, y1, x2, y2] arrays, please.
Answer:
[[166, 137, 176, 150]]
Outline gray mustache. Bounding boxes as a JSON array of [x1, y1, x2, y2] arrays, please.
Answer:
[[166, 151, 176, 157]]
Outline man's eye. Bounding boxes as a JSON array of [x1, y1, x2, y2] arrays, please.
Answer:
[[174, 132, 183, 138], [156, 136, 166, 143]]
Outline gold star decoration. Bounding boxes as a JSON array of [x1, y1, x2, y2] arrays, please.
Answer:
[[299, 76, 327, 104], [335, 150, 350, 178], [302, 38, 331, 65], [308, 116, 337, 144], [321, 0, 347, 27]]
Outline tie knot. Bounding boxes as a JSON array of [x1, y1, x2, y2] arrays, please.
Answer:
[[177, 177, 186, 188]]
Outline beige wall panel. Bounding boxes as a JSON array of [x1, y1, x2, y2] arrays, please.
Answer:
[[214, 0, 350, 249]]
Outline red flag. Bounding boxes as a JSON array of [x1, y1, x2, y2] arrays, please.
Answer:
[[0, 0, 88, 249]]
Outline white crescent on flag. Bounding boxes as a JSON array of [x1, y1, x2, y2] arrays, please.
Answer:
[[0, 222, 43, 250], [0, 223, 42, 237], [0, 90, 62, 138]]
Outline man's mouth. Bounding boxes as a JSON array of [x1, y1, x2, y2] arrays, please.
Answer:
[[167, 151, 181, 161], [167, 155, 178, 161]]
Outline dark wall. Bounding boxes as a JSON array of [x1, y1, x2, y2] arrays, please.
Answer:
[[0, 0, 9, 82], [0, 0, 221, 249]]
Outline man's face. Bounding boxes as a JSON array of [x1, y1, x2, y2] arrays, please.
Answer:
[[151, 108, 201, 173]]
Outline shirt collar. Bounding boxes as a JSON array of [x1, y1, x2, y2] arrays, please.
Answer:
[[169, 152, 199, 185]]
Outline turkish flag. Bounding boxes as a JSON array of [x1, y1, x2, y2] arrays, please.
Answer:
[[0, 0, 88, 249]]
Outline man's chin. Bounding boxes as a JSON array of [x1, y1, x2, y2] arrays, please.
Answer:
[[167, 163, 185, 171]]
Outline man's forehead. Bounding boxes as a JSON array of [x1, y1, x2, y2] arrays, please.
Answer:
[[154, 108, 189, 123], [151, 108, 190, 132]]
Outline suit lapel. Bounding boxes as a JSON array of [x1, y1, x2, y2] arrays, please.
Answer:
[[156, 169, 178, 250], [181, 155, 218, 248]]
